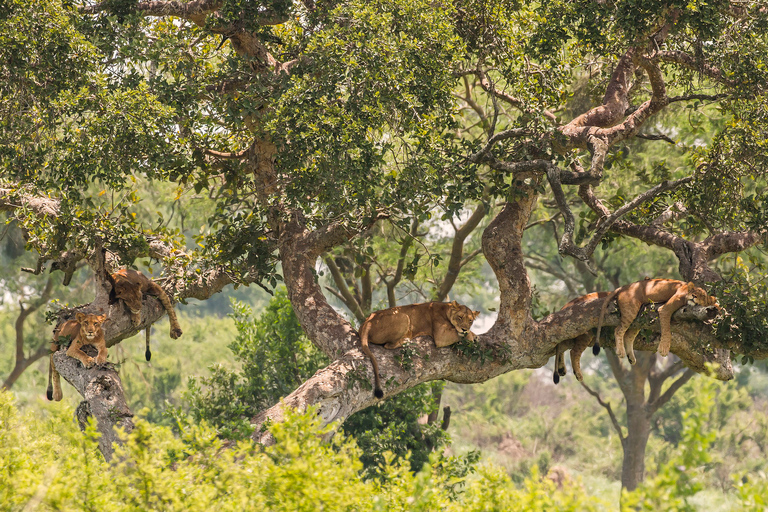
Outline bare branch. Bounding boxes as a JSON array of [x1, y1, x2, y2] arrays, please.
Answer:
[[204, 147, 249, 159], [636, 133, 676, 145], [581, 380, 626, 442], [668, 93, 730, 104], [435, 203, 486, 302], [655, 51, 735, 86], [648, 368, 696, 414], [324, 257, 366, 323]]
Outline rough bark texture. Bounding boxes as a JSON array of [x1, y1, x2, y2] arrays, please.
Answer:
[[51, 349, 133, 461]]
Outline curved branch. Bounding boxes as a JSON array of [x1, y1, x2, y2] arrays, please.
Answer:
[[550, 176, 692, 262], [559, 49, 637, 147], [648, 368, 696, 414], [655, 50, 735, 86], [435, 203, 486, 301], [580, 380, 626, 442], [324, 257, 366, 323]]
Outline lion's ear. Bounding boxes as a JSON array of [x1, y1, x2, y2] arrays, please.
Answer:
[[75, 312, 85, 322], [473, 310, 480, 318], [450, 300, 459, 308], [97, 314, 107, 323]]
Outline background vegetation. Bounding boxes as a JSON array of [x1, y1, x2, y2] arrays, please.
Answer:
[[3, 0, 768, 509]]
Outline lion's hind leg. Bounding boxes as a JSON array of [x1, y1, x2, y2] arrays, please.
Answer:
[[47, 343, 63, 401], [554, 342, 568, 384], [623, 328, 640, 365], [614, 298, 642, 361], [146, 281, 182, 339], [384, 339, 407, 350], [569, 333, 593, 382]]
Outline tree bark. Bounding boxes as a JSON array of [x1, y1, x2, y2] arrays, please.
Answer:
[[621, 399, 652, 491], [51, 350, 133, 461], [610, 351, 655, 491]]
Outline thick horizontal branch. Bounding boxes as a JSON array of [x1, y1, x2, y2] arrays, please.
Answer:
[[536, 294, 732, 380], [0, 187, 60, 217]]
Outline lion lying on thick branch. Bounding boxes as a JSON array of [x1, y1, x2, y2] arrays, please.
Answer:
[[596, 278, 719, 364], [358, 301, 479, 398]]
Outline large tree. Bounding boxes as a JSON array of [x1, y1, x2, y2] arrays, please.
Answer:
[[2, 0, 767, 460]]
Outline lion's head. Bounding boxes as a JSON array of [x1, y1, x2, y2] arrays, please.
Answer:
[[113, 278, 143, 314], [75, 312, 107, 341], [447, 301, 480, 336], [686, 283, 719, 308]]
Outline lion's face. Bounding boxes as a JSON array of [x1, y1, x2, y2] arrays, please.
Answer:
[[447, 301, 480, 336], [75, 313, 107, 341], [687, 285, 719, 308], [114, 280, 143, 314]]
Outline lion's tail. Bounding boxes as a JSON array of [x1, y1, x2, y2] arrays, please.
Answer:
[[145, 327, 152, 361], [358, 321, 383, 398], [594, 289, 620, 356]]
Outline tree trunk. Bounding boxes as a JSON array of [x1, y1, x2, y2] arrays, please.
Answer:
[[621, 396, 652, 491], [51, 350, 133, 461]]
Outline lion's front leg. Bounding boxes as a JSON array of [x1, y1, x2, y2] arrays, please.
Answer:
[[66, 341, 95, 368], [657, 293, 688, 357], [94, 340, 108, 365], [129, 310, 141, 327], [433, 323, 461, 348]]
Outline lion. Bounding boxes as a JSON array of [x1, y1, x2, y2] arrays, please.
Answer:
[[47, 312, 108, 401], [596, 278, 719, 363], [106, 268, 182, 360], [553, 292, 609, 384], [359, 301, 480, 398]]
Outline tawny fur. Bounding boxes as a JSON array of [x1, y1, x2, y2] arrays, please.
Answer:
[[358, 301, 480, 398], [553, 292, 609, 384], [596, 278, 718, 363], [47, 312, 108, 401], [107, 268, 182, 341]]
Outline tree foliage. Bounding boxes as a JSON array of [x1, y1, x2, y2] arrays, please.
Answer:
[[2, 0, 768, 496]]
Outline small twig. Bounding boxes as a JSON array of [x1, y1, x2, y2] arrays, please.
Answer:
[[636, 133, 676, 144]]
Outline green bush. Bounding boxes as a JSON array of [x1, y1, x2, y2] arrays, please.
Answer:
[[0, 389, 610, 511], [185, 289, 459, 475]]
